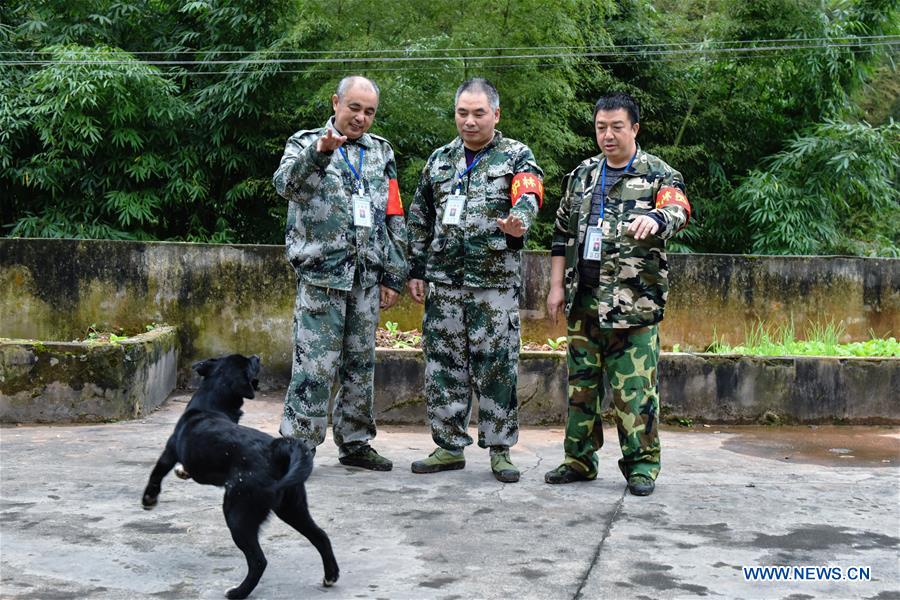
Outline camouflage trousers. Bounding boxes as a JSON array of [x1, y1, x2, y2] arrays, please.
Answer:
[[563, 288, 661, 481], [280, 278, 380, 456], [423, 283, 520, 450]]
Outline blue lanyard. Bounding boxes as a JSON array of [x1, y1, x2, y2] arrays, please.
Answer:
[[597, 150, 637, 221], [454, 150, 486, 192], [338, 146, 364, 192]]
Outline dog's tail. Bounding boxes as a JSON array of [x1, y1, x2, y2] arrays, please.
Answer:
[[270, 438, 313, 495]]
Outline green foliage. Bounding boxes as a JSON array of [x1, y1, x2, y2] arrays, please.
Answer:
[[708, 319, 900, 357], [734, 120, 899, 256], [5, 44, 194, 239], [82, 322, 129, 344], [2, 0, 299, 243], [380, 321, 421, 349], [615, 0, 900, 254], [546, 336, 568, 350]]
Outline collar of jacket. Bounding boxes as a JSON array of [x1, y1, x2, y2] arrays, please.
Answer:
[[325, 116, 374, 149]]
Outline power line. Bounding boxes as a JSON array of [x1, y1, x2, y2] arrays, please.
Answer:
[[166, 45, 893, 76], [1, 34, 898, 55], [1, 37, 897, 67]]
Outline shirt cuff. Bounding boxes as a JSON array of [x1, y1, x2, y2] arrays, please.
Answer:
[[505, 233, 524, 250], [380, 271, 405, 293], [648, 211, 666, 229]]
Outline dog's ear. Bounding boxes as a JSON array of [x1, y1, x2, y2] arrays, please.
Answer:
[[192, 358, 219, 378]]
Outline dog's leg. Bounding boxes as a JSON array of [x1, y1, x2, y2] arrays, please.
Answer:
[[275, 487, 340, 587], [142, 436, 178, 509], [223, 490, 270, 600]]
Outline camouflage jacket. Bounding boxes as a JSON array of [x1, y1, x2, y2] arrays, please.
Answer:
[[551, 146, 690, 327], [273, 118, 408, 292], [407, 131, 543, 289]]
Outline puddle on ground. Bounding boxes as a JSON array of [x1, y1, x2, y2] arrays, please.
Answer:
[[686, 425, 899, 467]]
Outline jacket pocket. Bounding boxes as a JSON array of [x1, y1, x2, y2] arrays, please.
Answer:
[[614, 246, 666, 318], [486, 164, 513, 200]]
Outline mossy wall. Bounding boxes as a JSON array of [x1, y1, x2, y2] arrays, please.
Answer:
[[516, 252, 899, 348], [1, 240, 293, 386], [1, 239, 897, 385], [0, 326, 178, 423]]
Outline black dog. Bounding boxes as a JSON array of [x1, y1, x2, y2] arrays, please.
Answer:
[[141, 354, 339, 599]]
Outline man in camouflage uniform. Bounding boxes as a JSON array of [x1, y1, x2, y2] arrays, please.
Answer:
[[407, 78, 543, 483], [273, 76, 407, 471], [544, 92, 690, 495]]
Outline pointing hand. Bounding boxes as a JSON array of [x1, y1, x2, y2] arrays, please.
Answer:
[[317, 128, 347, 153]]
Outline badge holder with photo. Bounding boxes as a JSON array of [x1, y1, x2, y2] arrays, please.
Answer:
[[340, 146, 372, 228], [443, 150, 486, 227], [443, 193, 465, 226]]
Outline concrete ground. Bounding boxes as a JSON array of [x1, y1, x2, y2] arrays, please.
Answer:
[[1, 391, 898, 600]]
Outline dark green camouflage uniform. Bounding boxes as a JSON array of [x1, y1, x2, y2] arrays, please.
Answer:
[[408, 131, 542, 450], [274, 117, 407, 455], [552, 146, 688, 480]]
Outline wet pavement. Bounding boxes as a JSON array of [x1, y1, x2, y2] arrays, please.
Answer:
[[717, 425, 899, 468], [1, 391, 898, 600]]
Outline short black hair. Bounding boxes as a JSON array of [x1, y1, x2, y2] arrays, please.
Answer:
[[593, 92, 640, 124], [455, 78, 500, 110]]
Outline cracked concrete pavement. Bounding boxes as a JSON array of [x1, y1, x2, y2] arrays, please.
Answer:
[[2, 391, 898, 599]]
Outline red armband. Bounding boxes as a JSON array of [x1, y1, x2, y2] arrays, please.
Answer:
[[386, 178, 404, 216], [655, 186, 691, 221], [510, 172, 543, 208]]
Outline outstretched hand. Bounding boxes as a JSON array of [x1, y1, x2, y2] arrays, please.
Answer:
[[626, 215, 660, 240], [497, 214, 527, 238]]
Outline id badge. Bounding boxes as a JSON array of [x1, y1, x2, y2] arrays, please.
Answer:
[[583, 225, 603, 261], [353, 194, 372, 228], [442, 194, 465, 226]]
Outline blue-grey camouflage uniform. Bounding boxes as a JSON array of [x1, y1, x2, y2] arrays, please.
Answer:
[[274, 117, 407, 455], [407, 131, 542, 450]]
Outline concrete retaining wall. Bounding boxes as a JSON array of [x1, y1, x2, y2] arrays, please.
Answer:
[[373, 350, 899, 425], [0, 326, 178, 423], [374, 349, 569, 426], [2, 238, 896, 384], [659, 353, 899, 424]]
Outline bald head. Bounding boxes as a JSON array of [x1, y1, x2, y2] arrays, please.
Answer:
[[336, 76, 380, 102]]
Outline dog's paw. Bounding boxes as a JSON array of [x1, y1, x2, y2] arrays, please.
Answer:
[[323, 577, 338, 587], [225, 586, 250, 599], [141, 494, 158, 510], [174, 464, 191, 480]]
